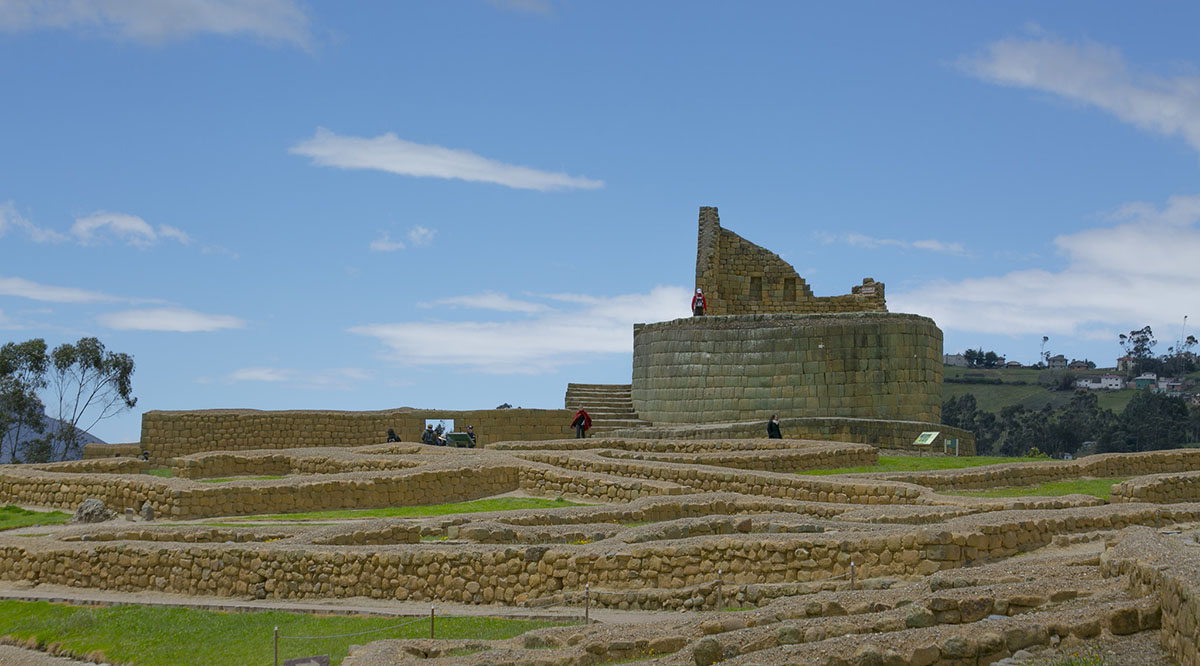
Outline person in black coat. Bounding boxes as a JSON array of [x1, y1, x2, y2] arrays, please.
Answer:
[[767, 414, 782, 439], [386, 429, 400, 442]]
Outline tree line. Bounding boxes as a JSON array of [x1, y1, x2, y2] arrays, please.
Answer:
[[1, 337, 136, 464], [943, 390, 1199, 458]]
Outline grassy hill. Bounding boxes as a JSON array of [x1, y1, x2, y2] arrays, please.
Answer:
[[942, 366, 1139, 414]]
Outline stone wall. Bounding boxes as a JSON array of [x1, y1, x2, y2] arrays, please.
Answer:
[[1102, 527, 1200, 666], [632, 312, 943, 425], [694, 206, 886, 316], [138, 407, 573, 458], [3, 502, 1197, 609], [607, 418, 975, 455], [880, 450, 1200, 492], [1112, 468, 1200, 504]]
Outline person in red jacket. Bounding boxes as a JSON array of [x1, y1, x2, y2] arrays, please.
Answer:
[[571, 409, 592, 438], [691, 288, 707, 316]]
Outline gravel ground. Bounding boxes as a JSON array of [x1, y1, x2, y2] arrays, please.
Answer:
[[1015, 630, 1177, 666], [0, 645, 93, 665]]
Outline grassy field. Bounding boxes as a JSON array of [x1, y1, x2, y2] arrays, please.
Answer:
[[227, 496, 588, 522], [0, 505, 70, 532], [800, 455, 1047, 476], [945, 478, 1126, 499], [0, 600, 572, 666]]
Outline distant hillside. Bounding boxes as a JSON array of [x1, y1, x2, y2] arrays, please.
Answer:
[[0, 414, 106, 464], [941, 366, 1190, 415]]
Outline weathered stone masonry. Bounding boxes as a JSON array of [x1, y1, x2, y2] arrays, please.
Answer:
[[632, 312, 943, 425], [694, 206, 885, 316]]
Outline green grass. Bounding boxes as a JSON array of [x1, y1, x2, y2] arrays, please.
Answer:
[[942, 366, 1138, 415], [145, 467, 173, 478], [800, 455, 1046, 476], [198, 475, 286, 483], [945, 478, 1126, 499], [0, 505, 70, 532], [0, 600, 573, 666], [226, 497, 587, 522]]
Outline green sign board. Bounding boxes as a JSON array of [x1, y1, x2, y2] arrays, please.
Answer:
[[913, 431, 940, 446]]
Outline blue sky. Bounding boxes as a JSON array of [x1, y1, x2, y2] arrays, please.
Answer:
[[2, 1, 1199, 443]]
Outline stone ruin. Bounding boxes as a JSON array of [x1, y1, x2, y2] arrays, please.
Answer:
[[1, 207, 1199, 665]]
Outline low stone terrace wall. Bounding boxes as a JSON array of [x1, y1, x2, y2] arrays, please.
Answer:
[[515, 451, 927, 505], [874, 449, 1200, 492], [167, 448, 425, 479], [30, 458, 150, 475], [3, 503, 1197, 608], [606, 418, 976, 456], [1112, 469, 1200, 504], [0, 462, 524, 519], [1101, 527, 1200, 666], [599, 445, 875, 474]]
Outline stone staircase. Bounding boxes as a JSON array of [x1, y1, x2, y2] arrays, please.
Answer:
[[564, 383, 650, 433]]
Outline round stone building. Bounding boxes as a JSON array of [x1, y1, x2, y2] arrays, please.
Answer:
[[631, 207, 944, 426]]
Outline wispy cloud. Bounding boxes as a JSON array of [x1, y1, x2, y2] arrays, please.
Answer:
[[290, 128, 604, 191], [369, 232, 405, 252], [891, 194, 1200, 338], [960, 35, 1200, 153], [226, 366, 372, 389], [407, 225, 435, 247], [72, 212, 192, 247], [0, 0, 312, 47], [0, 201, 68, 243], [368, 225, 436, 252], [351, 285, 691, 374], [97, 307, 244, 332], [0, 276, 120, 303], [818, 231, 966, 255], [428, 291, 549, 314]]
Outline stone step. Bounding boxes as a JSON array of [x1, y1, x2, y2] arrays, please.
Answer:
[[565, 400, 635, 410], [566, 383, 631, 391]]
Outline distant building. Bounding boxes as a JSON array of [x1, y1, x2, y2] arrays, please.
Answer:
[[1133, 373, 1158, 390], [944, 353, 969, 368], [1068, 359, 1092, 370], [1047, 354, 1067, 370], [1117, 356, 1135, 373], [1005, 361, 1023, 369], [1074, 374, 1124, 391]]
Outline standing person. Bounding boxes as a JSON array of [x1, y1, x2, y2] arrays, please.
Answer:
[[767, 414, 782, 439], [421, 424, 436, 445], [692, 288, 707, 316], [466, 425, 476, 448], [571, 409, 592, 439]]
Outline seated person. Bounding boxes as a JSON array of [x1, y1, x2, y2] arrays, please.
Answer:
[[386, 428, 400, 443]]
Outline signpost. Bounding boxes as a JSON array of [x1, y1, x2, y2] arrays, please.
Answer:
[[913, 431, 940, 453]]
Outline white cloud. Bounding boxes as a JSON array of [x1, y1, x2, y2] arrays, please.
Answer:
[[0, 0, 311, 47], [230, 366, 293, 382], [97, 307, 244, 332], [960, 35, 1200, 153], [891, 195, 1200, 338], [227, 366, 372, 389], [290, 128, 604, 191], [408, 225, 435, 247], [71, 212, 190, 248], [369, 232, 405, 252], [0, 201, 68, 243], [0, 276, 119, 303], [431, 291, 549, 314], [827, 232, 966, 255], [351, 285, 692, 374]]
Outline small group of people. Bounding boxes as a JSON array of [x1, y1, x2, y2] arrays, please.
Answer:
[[391, 424, 476, 447]]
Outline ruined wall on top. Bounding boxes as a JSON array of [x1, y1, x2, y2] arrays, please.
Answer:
[[694, 206, 886, 316]]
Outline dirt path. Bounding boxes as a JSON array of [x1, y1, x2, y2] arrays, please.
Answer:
[[0, 645, 92, 666]]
